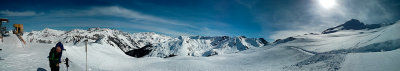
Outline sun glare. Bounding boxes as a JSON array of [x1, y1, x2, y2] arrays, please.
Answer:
[[318, 0, 336, 9]]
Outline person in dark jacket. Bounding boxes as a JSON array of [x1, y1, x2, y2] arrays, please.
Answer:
[[48, 42, 64, 71]]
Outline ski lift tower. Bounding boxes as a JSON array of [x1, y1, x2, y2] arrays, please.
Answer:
[[0, 18, 9, 38]]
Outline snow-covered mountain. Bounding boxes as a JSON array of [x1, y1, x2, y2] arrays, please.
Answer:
[[23, 28, 268, 58], [322, 19, 392, 34]]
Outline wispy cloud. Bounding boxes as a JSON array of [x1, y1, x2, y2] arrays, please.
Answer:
[[86, 6, 196, 27], [235, 0, 259, 9], [7, 6, 231, 37], [0, 10, 43, 16], [73, 6, 226, 36], [46, 6, 196, 28]]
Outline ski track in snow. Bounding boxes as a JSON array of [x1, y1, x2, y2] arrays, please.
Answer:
[[281, 22, 400, 71], [284, 37, 400, 71]]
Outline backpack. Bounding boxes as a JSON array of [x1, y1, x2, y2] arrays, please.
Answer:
[[48, 47, 61, 62]]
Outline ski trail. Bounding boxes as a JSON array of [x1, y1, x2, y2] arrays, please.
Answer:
[[289, 46, 316, 55], [287, 46, 345, 71], [287, 38, 400, 71]]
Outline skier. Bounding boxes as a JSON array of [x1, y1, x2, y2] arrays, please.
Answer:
[[48, 42, 64, 71]]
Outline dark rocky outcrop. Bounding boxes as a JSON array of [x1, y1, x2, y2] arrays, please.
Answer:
[[322, 19, 366, 34], [124, 44, 153, 58], [259, 38, 269, 45], [274, 37, 296, 44], [322, 19, 387, 34]]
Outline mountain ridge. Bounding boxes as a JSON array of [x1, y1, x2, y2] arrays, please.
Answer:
[[322, 19, 394, 34], [23, 28, 269, 58]]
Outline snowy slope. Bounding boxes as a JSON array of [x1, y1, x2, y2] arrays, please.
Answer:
[[274, 20, 399, 53], [0, 34, 55, 71], [271, 19, 400, 71], [0, 35, 302, 71]]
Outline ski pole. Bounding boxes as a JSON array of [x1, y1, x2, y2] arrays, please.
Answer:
[[65, 58, 69, 71], [85, 40, 88, 71], [64, 47, 70, 71]]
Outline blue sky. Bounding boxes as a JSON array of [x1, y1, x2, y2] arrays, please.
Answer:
[[1, 0, 399, 41]]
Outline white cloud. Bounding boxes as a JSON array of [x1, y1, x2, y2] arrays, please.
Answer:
[[20, 6, 229, 36], [90, 6, 189, 26], [0, 10, 42, 16], [2, 6, 232, 37], [84, 6, 228, 36], [49, 6, 196, 28]]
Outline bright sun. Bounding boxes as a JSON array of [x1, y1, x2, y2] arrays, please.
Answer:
[[318, 0, 337, 9]]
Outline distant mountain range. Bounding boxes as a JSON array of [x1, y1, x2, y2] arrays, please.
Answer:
[[24, 28, 268, 58]]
